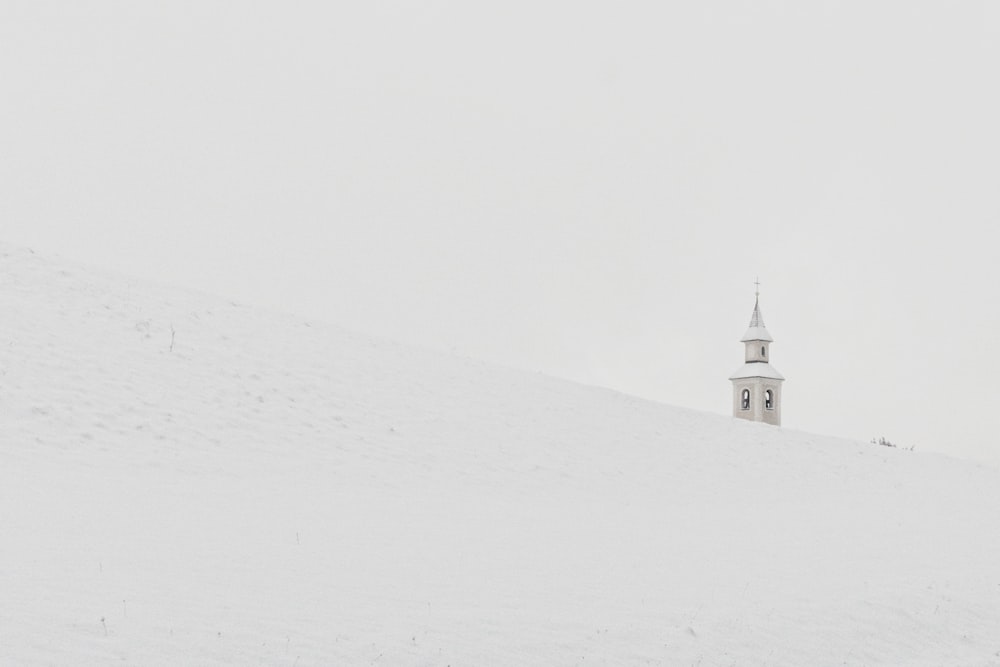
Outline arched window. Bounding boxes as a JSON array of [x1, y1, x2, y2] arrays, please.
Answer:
[[741, 388, 750, 410], [765, 389, 774, 410], [761, 346, 766, 357]]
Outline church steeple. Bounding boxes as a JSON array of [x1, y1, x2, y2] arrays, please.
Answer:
[[748, 296, 764, 327], [740, 296, 774, 344], [729, 283, 784, 425]]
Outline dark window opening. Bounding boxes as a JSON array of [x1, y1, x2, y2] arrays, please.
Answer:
[[765, 389, 774, 410], [741, 389, 750, 410], [761, 346, 766, 357]]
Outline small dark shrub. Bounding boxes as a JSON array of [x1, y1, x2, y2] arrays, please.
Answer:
[[870, 436, 915, 451]]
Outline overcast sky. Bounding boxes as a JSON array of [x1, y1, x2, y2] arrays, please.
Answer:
[[3, 1, 998, 464]]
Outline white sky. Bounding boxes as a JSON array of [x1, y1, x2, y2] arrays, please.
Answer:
[[3, 1, 999, 464]]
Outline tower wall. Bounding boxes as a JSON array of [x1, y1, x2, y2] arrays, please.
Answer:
[[745, 341, 770, 363], [731, 377, 782, 426]]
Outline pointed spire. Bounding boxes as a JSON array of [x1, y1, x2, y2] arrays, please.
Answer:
[[748, 295, 765, 329], [740, 280, 773, 342]]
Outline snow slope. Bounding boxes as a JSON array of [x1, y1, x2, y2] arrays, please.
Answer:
[[1, 243, 999, 666]]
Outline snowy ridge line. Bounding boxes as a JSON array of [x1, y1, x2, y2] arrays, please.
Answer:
[[1, 243, 999, 666]]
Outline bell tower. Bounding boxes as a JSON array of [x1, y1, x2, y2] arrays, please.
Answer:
[[729, 281, 784, 425]]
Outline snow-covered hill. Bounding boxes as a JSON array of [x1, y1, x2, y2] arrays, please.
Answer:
[[2, 243, 998, 666]]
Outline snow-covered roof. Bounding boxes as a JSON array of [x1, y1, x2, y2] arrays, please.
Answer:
[[729, 362, 785, 381], [741, 326, 773, 343], [740, 297, 773, 342]]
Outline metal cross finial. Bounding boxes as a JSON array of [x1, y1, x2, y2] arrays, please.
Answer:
[[754, 276, 760, 297]]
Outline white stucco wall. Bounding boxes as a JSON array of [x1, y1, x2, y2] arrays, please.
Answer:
[[732, 378, 782, 426], [744, 341, 771, 363]]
